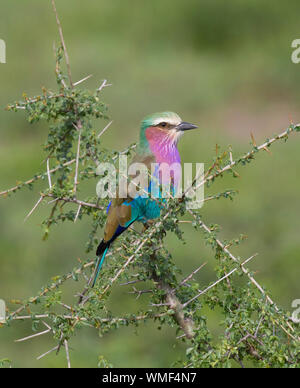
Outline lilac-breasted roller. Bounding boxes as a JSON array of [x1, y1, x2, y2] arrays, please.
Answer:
[[92, 112, 197, 286]]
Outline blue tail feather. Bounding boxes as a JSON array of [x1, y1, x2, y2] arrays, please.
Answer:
[[92, 246, 109, 287], [92, 217, 138, 287]]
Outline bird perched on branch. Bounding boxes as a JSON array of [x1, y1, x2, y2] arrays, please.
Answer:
[[92, 112, 197, 286]]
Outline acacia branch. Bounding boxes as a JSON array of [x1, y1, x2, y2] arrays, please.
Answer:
[[193, 124, 300, 192], [0, 159, 76, 197], [189, 211, 299, 341], [45, 193, 104, 210], [182, 254, 258, 308], [152, 267, 195, 340]]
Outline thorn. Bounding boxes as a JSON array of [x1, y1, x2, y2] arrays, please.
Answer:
[[15, 328, 51, 342], [250, 132, 257, 147], [24, 195, 44, 222], [97, 79, 112, 92], [74, 204, 81, 222], [263, 146, 271, 154], [73, 74, 93, 86], [36, 346, 58, 361], [97, 120, 113, 138], [46, 158, 52, 189]]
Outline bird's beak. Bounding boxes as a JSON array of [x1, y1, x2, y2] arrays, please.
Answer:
[[177, 121, 198, 131]]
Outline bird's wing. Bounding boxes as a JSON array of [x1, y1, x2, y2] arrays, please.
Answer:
[[103, 153, 155, 242], [103, 198, 132, 242]]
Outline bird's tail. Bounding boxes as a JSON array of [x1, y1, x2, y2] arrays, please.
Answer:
[[91, 240, 110, 287]]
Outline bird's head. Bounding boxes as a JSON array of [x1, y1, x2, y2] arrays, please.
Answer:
[[139, 111, 197, 153]]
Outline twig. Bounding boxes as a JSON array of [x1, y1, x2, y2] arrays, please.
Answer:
[[73, 124, 82, 193], [15, 328, 51, 343], [120, 279, 143, 286], [46, 158, 52, 189], [59, 301, 73, 311], [254, 315, 265, 338], [42, 321, 52, 331], [73, 74, 93, 86], [12, 312, 169, 324], [74, 204, 82, 222], [24, 195, 44, 222], [183, 254, 258, 308], [64, 339, 71, 368], [45, 193, 104, 210], [98, 120, 113, 138], [51, 0, 73, 88], [128, 287, 153, 299], [37, 345, 59, 360], [97, 79, 112, 92], [176, 262, 207, 290]]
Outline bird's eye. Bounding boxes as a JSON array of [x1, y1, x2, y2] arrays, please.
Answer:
[[160, 122, 167, 127]]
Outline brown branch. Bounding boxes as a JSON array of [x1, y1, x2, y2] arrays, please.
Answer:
[[153, 270, 195, 340]]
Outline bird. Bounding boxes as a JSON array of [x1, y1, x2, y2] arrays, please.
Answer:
[[92, 111, 197, 287]]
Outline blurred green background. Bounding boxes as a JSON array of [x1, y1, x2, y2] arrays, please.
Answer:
[[0, 0, 300, 367]]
